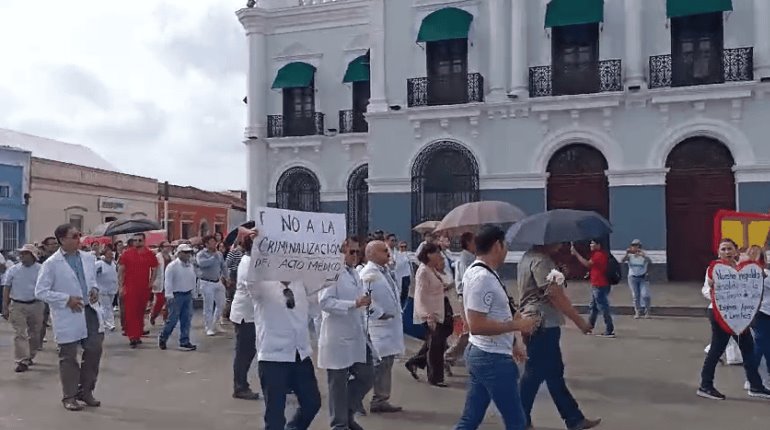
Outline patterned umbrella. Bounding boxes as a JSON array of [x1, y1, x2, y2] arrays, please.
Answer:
[[434, 201, 526, 236]]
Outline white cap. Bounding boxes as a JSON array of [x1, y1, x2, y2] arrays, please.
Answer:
[[176, 244, 194, 253]]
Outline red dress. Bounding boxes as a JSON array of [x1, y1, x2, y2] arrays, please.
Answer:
[[120, 247, 159, 341]]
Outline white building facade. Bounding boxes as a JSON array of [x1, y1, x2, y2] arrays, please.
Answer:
[[237, 0, 770, 281]]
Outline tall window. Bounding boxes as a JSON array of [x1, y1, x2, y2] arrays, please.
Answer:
[[0, 185, 9, 198], [181, 222, 193, 239], [671, 12, 723, 86], [276, 167, 321, 212], [351, 81, 370, 132], [283, 84, 315, 137], [69, 215, 84, 232], [426, 39, 468, 105], [552, 23, 600, 96], [0, 221, 20, 250]]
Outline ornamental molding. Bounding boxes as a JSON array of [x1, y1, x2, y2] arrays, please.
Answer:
[[413, 0, 481, 11], [367, 177, 411, 194], [479, 173, 547, 190], [265, 135, 324, 154], [252, 0, 370, 35], [406, 105, 483, 139], [606, 168, 668, 187], [339, 133, 368, 151], [733, 164, 770, 183], [649, 82, 755, 105]]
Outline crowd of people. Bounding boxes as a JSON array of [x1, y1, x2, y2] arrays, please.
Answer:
[[1, 221, 769, 429]]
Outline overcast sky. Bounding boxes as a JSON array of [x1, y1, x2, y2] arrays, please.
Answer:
[[0, 0, 248, 191]]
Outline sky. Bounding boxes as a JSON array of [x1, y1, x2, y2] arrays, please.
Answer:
[[0, 0, 248, 191]]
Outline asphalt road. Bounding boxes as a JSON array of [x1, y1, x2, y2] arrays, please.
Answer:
[[0, 314, 768, 430]]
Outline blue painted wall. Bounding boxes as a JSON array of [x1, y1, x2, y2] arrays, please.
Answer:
[[479, 188, 545, 218], [738, 182, 770, 213], [369, 193, 411, 243], [0, 163, 26, 245], [609, 185, 666, 250], [320, 201, 346, 215]]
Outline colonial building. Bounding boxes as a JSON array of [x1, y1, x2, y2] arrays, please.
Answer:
[[0, 146, 31, 250], [159, 184, 246, 240], [237, 0, 770, 281]]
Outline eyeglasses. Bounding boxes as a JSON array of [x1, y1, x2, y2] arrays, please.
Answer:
[[348, 249, 360, 255], [67, 233, 82, 240], [282, 286, 295, 309]]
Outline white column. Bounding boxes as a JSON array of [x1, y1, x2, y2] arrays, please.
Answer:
[[487, 0, 507, 101], [368, 0, 388, 113], [245, 139, 268, 217], [754, 0, 770, 79], [624, 0, 645, 89], [509, 0, 528, 98]]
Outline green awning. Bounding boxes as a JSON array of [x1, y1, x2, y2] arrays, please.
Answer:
[[667, 0, 732, 18], [545, 0, 604, 28], [342, 55, 370, 83], [416, 7, 474, 43], [271, 62, 316, 89]]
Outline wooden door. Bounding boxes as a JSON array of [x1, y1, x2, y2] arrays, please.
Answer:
[[546, 144, 609, 279], [665, 138, 735, 281]]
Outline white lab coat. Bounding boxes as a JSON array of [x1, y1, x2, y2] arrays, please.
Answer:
[[35, 249, 105, 344], [317, 267, 368, 370], [360, 261, 404, 358]]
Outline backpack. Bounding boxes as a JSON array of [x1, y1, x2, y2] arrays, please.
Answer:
[[606, 253, 622, 285]]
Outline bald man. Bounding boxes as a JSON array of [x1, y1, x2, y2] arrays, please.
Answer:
[[359, 241, 405, 413]]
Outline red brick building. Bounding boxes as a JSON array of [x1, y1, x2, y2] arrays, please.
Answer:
[[157, 184, 245, 241]]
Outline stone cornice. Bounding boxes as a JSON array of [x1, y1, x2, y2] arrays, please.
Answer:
[[606, 168, 668, 187], [480, 173, 547, 190], [367, 177, 411, 194], [734, 164, 770, 183], [237, 0, 370, 35]]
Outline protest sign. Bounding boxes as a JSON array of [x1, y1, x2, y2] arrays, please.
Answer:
[[249, 207, 346, 290], [710, 261, 765, 335]]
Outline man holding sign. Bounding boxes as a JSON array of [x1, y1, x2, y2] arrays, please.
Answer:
[[698, 238, 770, 400], [245, 208, 347, 430]]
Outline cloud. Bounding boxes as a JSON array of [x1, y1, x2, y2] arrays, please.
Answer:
[[47, 64, 112, 109]]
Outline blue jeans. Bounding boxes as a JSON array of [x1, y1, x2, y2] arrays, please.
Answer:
[[627, 276, 651, 312], [752, 313, 770, 377], [160, 291, 192, 345], [520, 327, 584, 429], [588, 286, 614, 334], [455, 345, 526, 430]]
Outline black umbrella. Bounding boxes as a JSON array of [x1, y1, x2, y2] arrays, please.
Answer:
[[505, 209, 612, 246], [224, 221, 256, 248], [103, 218, 162, 237]]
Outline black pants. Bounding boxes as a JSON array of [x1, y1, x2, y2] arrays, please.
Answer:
[[408, 297, 453, 384], [233, 321, 257, 394], [700, 312, 764, 390], [259, 354, 321, 430], [399, 277, 410, 308]]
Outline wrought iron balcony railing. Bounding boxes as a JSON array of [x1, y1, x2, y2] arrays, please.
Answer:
[[267, 113, 325, 138], [528, 59, 623, 98], [648, 47, 754, 89], [407, 72, 484, 107], [339, 109, 368, 133]]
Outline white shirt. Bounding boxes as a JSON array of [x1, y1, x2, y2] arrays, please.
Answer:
[[463, 262, 514, 355], [392, 249, 412, 280], [164, 258, 197, 299], [230, 255, 255, 324], [3, 262, 41, 302], [247, 280, 312, 363], [95, 260, 118, 295], [760, 269, 770, 316]]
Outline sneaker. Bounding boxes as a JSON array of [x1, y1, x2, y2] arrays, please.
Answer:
[[643, 309, 651, 318], [697, 386, 726, 400], [568, 418, 602, 430], [158, 338, 167, 350], [205, 329, 216, 336], [179, 343, 197, 351], [14, 362, 28, 373], [744, 381, 751, 391], [596, 332, 616, 338], [633, 311, 641, 319], [370, 403, 403, 413], [232, 389, 260, 400], [748, 386, 770, 399]]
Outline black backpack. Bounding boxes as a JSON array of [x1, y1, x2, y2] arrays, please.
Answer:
[[606, 253, 622, 285]]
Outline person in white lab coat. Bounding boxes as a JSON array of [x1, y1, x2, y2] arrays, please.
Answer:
[[35, 223, 105, 412], [95, 245, 119, 331], [387, 235, 412, 307], [359, 240, 404, 414], [230, 234, 260, 401], [318, 237, 373, 430]]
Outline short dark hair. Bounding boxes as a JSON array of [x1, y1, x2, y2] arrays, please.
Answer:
[[386, 233, 396, 240], [590, 239, 603, 248], [103, 244, 115, 252], [460, 232, 474, 251], [54, 224, 75, 244], [474, 225, 506, 255], [242, 235, 254, 255], [133, 233, 146, 239], [718, 238, 738, 249], [203, 234, 216, 244], [416, 242, 440, 264], [127, 238, 135, 246], [42, 236, 57, 245]]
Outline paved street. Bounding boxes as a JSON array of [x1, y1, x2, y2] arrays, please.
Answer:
[[0, 314, 767, 430]]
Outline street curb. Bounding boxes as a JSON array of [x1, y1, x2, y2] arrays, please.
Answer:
[[574, 305, 707, 318]]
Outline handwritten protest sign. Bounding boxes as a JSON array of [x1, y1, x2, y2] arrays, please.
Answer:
[[249, 207, 346, 291], [711, 262, 765, 335]]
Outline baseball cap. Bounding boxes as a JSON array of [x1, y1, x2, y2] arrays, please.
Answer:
[[630, 239, 642, 246], [177, 244, 194, 253]]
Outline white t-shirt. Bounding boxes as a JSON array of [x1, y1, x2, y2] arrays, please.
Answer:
[[462, 262, 514, 355]]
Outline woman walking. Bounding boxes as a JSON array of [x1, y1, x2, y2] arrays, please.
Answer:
[[230, 234, 260, 400], [622, 239, 652, 318], [406, 242, 453, 387]]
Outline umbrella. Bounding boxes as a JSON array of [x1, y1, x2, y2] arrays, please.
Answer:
[[434, 201, 526, 235], [103, 218, 162, 236], [224, 221, 256, 248], [413, 220, 441, 234], [91, 222, 112, 237], [505, 209, 612, 246]]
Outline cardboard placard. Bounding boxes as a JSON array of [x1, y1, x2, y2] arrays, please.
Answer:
[[710, 261, 765, 335]]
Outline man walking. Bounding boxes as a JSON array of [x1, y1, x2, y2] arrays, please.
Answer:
[[571, 240, 615, 337], [35, 224, 104, 411], [387, 235, 412, 307], [360, 240, 404, 414], [319, 237, 374, 430], [119, 233, 158, 348], [2, 244, 44, 373], [230, 236, 260, 400], [95, 245, 118, 331], [158, 244, 197, 352], [197, 235, 227, 336], [519, 243, 601, 430]]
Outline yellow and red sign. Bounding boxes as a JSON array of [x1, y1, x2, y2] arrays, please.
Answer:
[[713, 210, 770, 252]]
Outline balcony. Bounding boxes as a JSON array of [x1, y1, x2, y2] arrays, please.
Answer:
[[649, 47, 754, 89], [339, 109, 368, 133], [528, 59, 623, 98], [267, 113, 325, 138], [407, 73, 484, 108]]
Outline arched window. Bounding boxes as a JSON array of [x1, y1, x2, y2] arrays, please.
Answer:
[[411, 141, 479, 246], [276, 167, 321, 212], [347, 164, 369, 239]]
